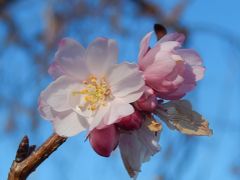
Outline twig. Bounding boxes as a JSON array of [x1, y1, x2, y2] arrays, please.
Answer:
[[8, 133, 67, 180]]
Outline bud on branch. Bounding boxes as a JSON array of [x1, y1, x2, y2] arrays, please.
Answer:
[[8, 133, 67, 180]]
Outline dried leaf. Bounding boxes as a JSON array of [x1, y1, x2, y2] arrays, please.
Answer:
[[155, 100, 213, 136]]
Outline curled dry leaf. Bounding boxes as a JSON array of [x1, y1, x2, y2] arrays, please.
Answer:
[[155, 100, 213, 136]]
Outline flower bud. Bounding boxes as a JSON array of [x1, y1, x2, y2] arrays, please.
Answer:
[[117, 111, 144, 131], [89, 125, 119, 157], [134, 86, 157, 112]]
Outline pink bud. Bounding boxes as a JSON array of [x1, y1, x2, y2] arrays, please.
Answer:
[[138, 31, 205, 100], [89, 125, 119, 157], [117, 111, 144, 131], [134, 86, 158, 112]]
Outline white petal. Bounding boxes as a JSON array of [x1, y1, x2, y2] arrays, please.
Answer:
[[86, 38, 118, 75], [119, 133, 143, 178], [89, 103, 110, 130], [109, 63, 145, 98], [53, 110, 89, 137], [40, 76, 80, 112], [104, 100, 134, 125], [119, 87, 145, 104], [52, 38, 89, 79], [119, 120, 161, 178], [107, 63, 138, 86], [67, 83, 86, 109], [38, 98, 55, 120]]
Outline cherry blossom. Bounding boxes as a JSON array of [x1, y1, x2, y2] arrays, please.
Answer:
[[39, 38, 144, 137], [138, 32, 205, 100], [37, 29, 212, 179]]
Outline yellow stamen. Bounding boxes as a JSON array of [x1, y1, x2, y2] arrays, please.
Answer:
[[148, 120, 162, 132], [72, 75, 112, 112], [72, 91, 82, 96]]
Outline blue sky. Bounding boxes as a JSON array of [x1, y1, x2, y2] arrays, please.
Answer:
[[1, 0, 240, 179]]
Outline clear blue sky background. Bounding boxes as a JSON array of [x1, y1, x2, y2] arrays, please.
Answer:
[[1, 0, 240, 179]]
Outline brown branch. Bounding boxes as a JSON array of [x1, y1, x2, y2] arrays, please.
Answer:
[[8, 133, 67, 180]]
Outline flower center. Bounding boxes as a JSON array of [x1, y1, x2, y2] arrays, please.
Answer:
[[72, 75, 111, 112]]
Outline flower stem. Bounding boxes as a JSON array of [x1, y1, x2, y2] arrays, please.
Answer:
[[8, 133, 67, 180]]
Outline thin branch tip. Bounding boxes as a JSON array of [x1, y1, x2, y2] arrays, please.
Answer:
[[8, 133, 67, 180]]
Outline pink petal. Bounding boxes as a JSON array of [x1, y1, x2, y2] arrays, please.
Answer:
[[160, 75, 184, 92], [139, 42, 178, 70], [157, 61, 185, 93], [138, 31, 152, 60], [177, 49, 203, 66], [182, 64, 197, 84], [89, 125, 119, 157], [159, 41, 181, 52], [159, 32, 185, 44], [144, 53, 176, 79], [86, 38, 118, 76], [164, 60, 185, 81], [51, 38, 88, 80], [177, 49, 205, 81], [139, 36, 181, 71], [144, 58, 176, 90], [157, 64, 196, 100], [139, 47, 158, 70]]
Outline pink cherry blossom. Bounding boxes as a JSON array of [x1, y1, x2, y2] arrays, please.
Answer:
[[117, 110, 144, 131], [89, 125, 119, 157], [39, 38, 145, 137], [138, 32, 205, 100]]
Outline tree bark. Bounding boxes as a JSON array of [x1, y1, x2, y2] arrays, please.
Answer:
[[8, 133, 67, 180]]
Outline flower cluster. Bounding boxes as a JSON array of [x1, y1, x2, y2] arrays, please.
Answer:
[[39, 26, 212, 178]]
